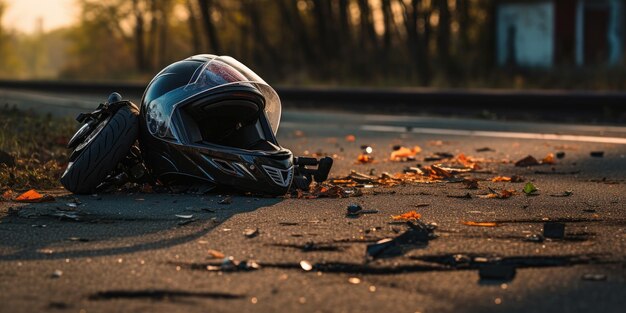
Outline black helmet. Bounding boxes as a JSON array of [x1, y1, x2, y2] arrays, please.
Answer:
[[139, 54, 293, 195]]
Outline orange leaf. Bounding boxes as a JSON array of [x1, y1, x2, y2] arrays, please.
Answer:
[[491, 176, 512, 182], [345, 134, 356, 142], [391, 210, 422, 221], [1, 190, 13, 201], [541, 153, 556, 165], [14, 189, 54, 203], [356, 154, 374, 164], [390, 146, 422, 161], [462, 221, 498, 227]]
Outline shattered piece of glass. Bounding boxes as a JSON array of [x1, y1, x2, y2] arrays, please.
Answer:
[[543, 222, 565, 239], [300, 260, 313, 271]]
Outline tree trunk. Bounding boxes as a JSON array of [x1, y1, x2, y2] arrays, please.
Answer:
[[132, 0, 147, 73], [436, 0, 450, 69], [186, 0, 201, 53], [197, 0, 221, 53]]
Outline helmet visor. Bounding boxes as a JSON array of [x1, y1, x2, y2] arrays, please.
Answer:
[[145, 56, 281, 143]]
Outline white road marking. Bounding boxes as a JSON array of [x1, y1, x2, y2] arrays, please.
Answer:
[[360, 125, 626, 145]]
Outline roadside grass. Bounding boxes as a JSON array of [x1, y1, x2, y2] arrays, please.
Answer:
[[0, 105, 75, 190]]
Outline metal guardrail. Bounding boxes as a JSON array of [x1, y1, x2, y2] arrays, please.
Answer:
[[0, 79, 624, 121]]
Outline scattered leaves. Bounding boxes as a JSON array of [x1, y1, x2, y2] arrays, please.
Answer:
[[391, 210, 422, 221]]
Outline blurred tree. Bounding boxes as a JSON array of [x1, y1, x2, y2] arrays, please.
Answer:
[[0, 1, 23, 77]]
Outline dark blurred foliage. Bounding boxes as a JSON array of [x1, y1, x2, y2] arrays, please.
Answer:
[[1, 0, 626, 89]]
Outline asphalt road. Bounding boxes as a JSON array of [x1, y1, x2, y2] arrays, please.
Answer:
[[0, 89, 625, 313]]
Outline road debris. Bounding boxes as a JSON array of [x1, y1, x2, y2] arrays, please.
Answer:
[[550, 190, 573, 197], [300, 260, 313, 271], [244, 228, 260, 238], [175, 214, 193, 219], [556, 152, 565, 159], [14, 189, 55, 203], [590, 151, 604, 157], [515, 155, 540, 167], [475, 147, 495, 152], [581, 274, 607, 281], [219, 196, 233, 205], [462, 221, 498, 227], [543, 222, 565, 239], [491, 175, 524, 182], [51, 270, 63, 279], [523, 182, 538, 195], [207, 249, 225, 259], [205, 257, 260, 272], [366, 221, 434, 259], [348, 277, 361, 284], [479, 189, 515, 199], [390, 146, 422, 162], [391, 210, 421, 221], [524, 234, 545, 243]]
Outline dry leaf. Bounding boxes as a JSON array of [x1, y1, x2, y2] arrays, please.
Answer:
[[390, 146, 422, 161], [515, 155, 540, 167], [462, 221, 498, 227], [207, 249, 225, 259], [541, 153, 556, 165], [491, 176, 512, 182], [14, 189, 54, 203], [1, 189, 13, 201], [391, 210, 422, 221], [479, 189, 515, 199], [356, 154, 374, 164], [345, 135, 356, 142]]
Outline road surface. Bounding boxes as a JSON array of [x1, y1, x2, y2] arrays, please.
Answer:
[[0, 89, 625, 313]]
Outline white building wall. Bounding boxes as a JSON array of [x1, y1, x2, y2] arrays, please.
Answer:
[[496, 2, 555, 67]]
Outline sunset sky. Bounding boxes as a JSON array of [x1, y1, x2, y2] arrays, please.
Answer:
[[3, 0, 76, 33]]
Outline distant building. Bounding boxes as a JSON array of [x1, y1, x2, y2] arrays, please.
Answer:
[[496, 0, 624, 67]]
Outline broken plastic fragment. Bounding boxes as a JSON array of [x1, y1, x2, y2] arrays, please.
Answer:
[[15, 189, 54, 203]]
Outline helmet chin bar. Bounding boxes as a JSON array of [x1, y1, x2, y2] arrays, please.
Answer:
[[291, 156, 334, 190]]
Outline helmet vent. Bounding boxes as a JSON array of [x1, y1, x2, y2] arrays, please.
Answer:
[[262, 165, 293, 188]]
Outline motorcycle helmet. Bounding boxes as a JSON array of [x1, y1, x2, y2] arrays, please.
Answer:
[[139, 54, 293, 195]]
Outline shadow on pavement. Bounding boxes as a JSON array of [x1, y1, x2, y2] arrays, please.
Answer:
[[0, 192, 281, 261]]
